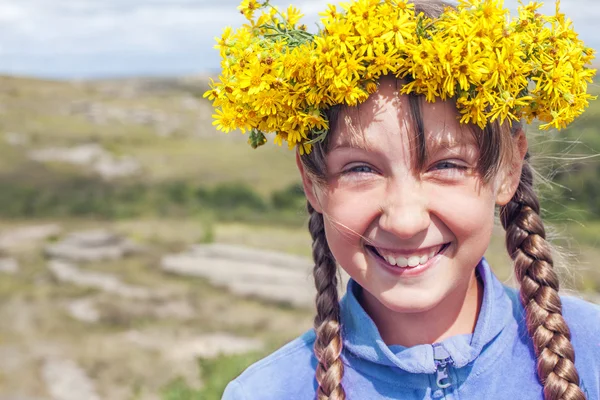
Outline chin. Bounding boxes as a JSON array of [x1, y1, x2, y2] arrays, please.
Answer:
[[375, 286, 447, 314]]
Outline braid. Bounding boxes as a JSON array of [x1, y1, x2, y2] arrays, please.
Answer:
[[308, 201, 346, 400], [500, 157, 586, 400]]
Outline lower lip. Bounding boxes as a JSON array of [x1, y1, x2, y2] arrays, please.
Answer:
[[367, 244, 449, 278]]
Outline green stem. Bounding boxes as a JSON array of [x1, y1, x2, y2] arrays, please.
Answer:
[[266, 3, 292, 33]]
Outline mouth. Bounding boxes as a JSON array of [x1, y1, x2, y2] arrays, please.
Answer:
[[366, 243, 451, 268]]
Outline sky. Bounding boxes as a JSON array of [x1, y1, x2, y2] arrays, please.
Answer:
[[0, 0, 598, 79]]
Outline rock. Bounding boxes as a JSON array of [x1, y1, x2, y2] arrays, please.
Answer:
[[153, 300, 196, 320], [0, 224, 62, 250], [29, 144, 104, 165], [46, 242, 123, 262], [41, 358, 100, 400], [63, 230, 121, 247], [162, 251, 314, 308], [94, 155, 140, 179], [189, 243, 312, 271], [65, 296, 195, 324], [162, 243, 348, 308], [45, 230, 142, 263], [93, 298, 195, 323], [66, 299, 100, 324], [123, 330, 263, 360], [0, 258, 18, 274], [64, 101, 182, 137], [0, 345, 31, 374], [3, 132, 29, 146], [167, 333, 263, 361], [48, 260, 155, 300], [28, 144, 140, 180]]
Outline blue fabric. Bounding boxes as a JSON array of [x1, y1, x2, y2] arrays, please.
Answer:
[[221, 258, 600, 399]]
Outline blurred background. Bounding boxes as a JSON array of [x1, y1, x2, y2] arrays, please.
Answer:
[[0, 1, 599, 399]]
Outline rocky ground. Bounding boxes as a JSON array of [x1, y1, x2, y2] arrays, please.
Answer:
[[0, 222, 315, 400]]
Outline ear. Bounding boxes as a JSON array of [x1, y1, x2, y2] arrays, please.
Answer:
[[295, 151, 323, 213], [495, 128, 528, 206]]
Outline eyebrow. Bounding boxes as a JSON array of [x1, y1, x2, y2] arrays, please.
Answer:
[[329, 140, 376, 152], [426, 130, 477, 153]]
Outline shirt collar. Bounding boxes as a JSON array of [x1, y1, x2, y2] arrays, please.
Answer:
[[339, 258, 513, 374]]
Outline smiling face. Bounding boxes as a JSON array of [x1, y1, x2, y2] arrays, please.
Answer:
[[299, 76, 520, 319]]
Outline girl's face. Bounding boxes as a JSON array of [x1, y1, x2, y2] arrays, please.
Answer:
[[300, 77, 518, 315]]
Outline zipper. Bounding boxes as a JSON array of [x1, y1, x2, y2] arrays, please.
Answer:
[[432, 344, 454, 390]]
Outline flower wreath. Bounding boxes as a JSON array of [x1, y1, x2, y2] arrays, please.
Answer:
[[204, 0, 596, 154]]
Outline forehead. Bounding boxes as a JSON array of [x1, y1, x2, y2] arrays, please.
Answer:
[[328, 78, 475, 153]]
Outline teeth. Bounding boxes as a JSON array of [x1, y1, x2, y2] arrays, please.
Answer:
[[396, 256, 408, 267], [377, 244, 444, 268], [407, 256, 420, 267]]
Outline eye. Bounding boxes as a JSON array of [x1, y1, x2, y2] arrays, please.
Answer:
[[432, 161, 463, 170], [344, 164, 375, 174], [427, 160, 469, 177]]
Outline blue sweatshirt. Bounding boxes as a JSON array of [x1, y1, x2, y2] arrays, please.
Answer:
[[222, 259, 600, 399]]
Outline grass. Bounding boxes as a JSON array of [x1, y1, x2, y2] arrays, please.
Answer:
[[159, 351, 274, 400], [128, 136, 298, 195], [0, 75, 300, 196]]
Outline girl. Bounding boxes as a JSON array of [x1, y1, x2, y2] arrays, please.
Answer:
[[208, 0, 600, 398]]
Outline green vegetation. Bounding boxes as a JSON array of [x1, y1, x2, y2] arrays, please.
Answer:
[[0, 174, 308, 228], [161, 351, 269, 400], [527, 83, 600, 220]]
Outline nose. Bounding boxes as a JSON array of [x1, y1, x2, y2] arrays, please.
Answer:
[[378, 178, 431, 239]]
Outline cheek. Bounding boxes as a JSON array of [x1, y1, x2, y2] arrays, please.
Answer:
[[320, 188, 382, 268], [429, 184, 497, 242], [321, 186, 382, 232]]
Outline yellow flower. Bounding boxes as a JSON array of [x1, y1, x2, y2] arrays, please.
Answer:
[[320, 4, 341, 23], [238, 60, 274, 95], [212, 107, 237, 133], [354, 20, 385, 58], [326, 20, 358, 54], [206, 0, 596, 153], [237, 0, 260, 21], [488, 90, 532, 123], [301, 109, 329, 131], [456, 93, 489, 129], [335, 81, 368, 106], [405, 40, 438, 78], [284, 5, 304, 27], [253, 91, 282, 116], [214, 27, 234, 57], [336, 49, 366, 82], [450, 49, 489, 91], [283, 114, 311, 144], [297, 142, 313, 155], [477, 0, 508, 30], [367, 46, 401, 77], [364, 80, 378, 94], [381, 7, 415, 47]]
